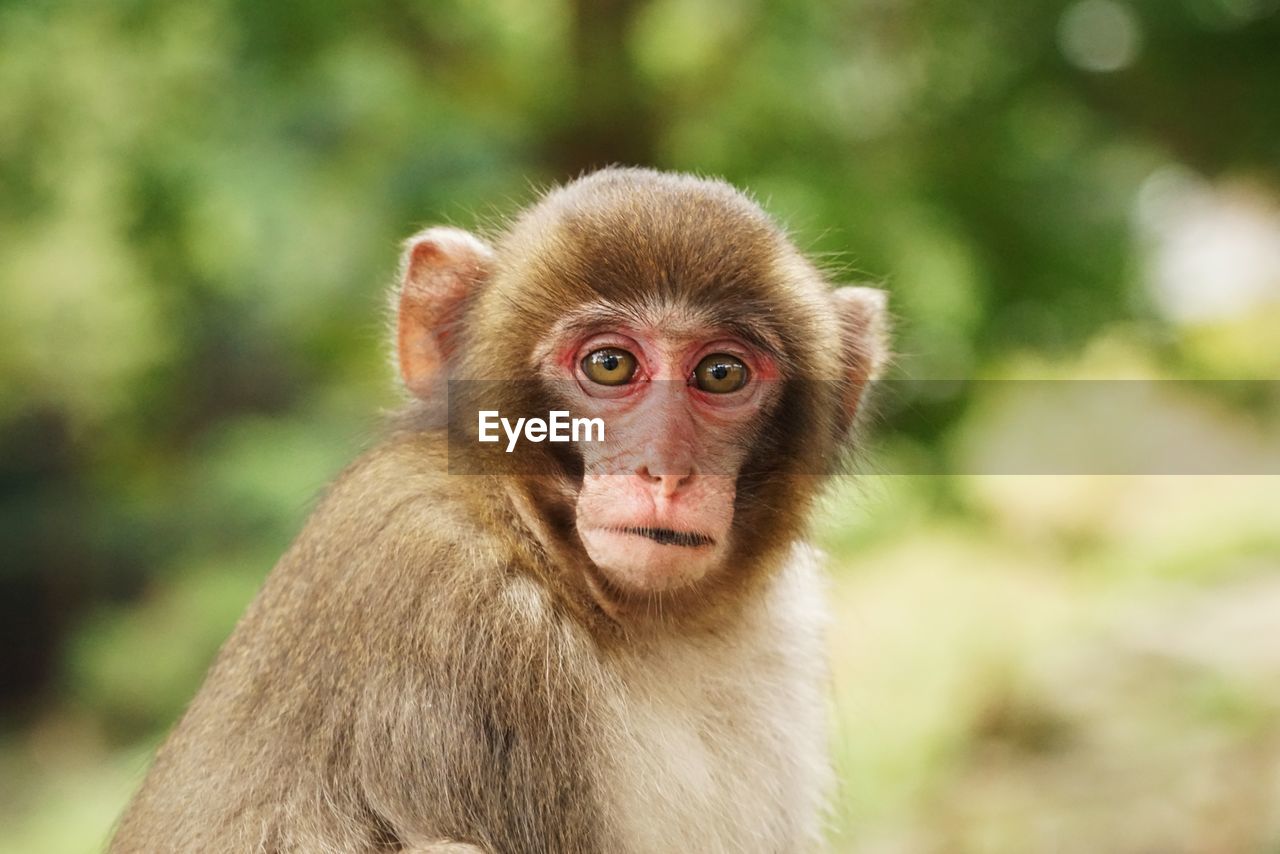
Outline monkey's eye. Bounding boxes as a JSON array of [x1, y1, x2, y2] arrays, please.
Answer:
[[581, 347, 638, 386], [693, 353, 748, 394]]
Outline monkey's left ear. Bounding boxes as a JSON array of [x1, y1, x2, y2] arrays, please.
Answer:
[[396, 227, 494, 397], [831, 285, 890, 432]]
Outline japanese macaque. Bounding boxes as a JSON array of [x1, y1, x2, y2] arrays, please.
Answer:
[[110, 168, 889, 853]]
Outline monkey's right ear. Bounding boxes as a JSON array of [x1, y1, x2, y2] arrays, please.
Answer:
[[395, 227, 494, 397], [831, 285, 891, 434]]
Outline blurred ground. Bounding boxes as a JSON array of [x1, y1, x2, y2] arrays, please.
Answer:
[[821, 475, 1280, 853]]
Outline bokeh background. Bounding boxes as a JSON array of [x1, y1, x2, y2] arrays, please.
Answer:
[[2, 0, 1280, 851]]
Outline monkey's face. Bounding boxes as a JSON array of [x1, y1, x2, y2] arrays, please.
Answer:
[[537, 314, 783, 596], [395, 170, 888, 621]]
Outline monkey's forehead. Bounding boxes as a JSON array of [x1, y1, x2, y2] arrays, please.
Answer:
[[496, 177, 824, 304], [531, 298, 789, 358], [466, 170, 843, 371], [488, 235, 829, 351], [502, 169, 779, 263], [537, 168, 765, 220]]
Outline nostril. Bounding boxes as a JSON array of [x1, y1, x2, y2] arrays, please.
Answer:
[[637, 469, 694, 498], [635, 461, 698, 496], [659, 473, 693, 498]]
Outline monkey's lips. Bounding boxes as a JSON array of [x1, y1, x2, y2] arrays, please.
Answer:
[[612, 526, 715, 548], [579, 523, 724, 595], [575, 475, 735, 597]]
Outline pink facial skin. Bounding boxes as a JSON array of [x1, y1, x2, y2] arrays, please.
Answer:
[[546, 323, 781, 598]]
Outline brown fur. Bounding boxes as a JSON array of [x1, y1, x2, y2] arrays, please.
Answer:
[[110, 169, 888, 853]]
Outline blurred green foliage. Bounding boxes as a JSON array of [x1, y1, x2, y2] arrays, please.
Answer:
[[1, 0, 1279, 851]]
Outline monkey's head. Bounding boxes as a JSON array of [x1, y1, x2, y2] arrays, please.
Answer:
[[396, 169, 887, 621]]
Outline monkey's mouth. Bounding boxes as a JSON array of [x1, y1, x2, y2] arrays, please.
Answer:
[[615, 526, 715, 548]]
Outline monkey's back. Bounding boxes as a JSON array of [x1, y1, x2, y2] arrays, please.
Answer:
[[110, 434, 605, 852]]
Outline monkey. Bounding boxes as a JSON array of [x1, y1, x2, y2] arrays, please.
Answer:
[[109, 168, 889, 853]]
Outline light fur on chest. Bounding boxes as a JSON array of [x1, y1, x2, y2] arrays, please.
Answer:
[[593, 547, 832, 853]]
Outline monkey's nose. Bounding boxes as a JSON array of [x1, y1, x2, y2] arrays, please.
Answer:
[[636, 465, 695, 498]]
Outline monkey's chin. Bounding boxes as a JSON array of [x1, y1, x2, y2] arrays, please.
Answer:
[[579, 526, 721, 595]]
